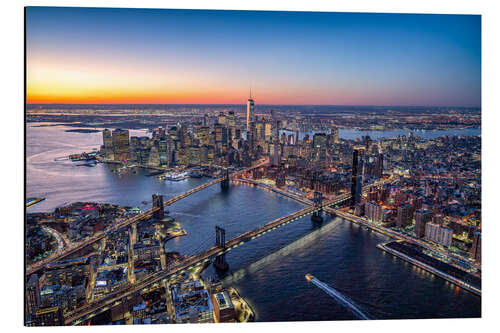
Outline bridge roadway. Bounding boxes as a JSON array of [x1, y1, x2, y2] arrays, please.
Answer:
[[64, 177, 396, 323], [233, 178, 313, 205], [64, 195, 351, 325], [163, 177, 225, 206], [27, 161, 269, 277], [163, 160, 269, 206], [26, 207, 159, 276]]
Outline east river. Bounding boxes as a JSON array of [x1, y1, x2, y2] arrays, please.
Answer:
[[27, 123, 481, 321]]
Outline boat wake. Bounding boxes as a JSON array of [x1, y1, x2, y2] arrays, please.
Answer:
[[306, 274, 372, 320]]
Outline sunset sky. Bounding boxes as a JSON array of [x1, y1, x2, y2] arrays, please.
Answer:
[[26, 7, 481, 106]]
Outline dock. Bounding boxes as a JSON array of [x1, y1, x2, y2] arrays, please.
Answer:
[[378, 241, 481, 296]]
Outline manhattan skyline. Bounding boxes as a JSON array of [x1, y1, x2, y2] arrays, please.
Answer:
[[26, 7, 481, 107]]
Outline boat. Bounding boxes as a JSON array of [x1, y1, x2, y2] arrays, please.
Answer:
[[305, 273, 314, 281], [165, 172, 189, 181], [69, 152, 97, 161]]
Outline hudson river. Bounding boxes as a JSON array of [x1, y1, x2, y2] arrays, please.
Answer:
[[27, 124, 481, 321]]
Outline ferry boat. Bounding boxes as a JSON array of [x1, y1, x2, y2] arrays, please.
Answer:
[[163, 171, 189, 181], [69, 152, 97, 161]]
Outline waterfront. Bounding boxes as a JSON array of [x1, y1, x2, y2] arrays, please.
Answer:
[[282, 128, 481, 141], [27, 124, 481, 321]]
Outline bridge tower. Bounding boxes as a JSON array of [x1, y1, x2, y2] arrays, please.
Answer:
[[127, 241, 136, 284], [214, 226, 229, 271], [160, 243, 168, 270], [220, 169, 230, 190], [130, 223, 137, 245], [152, 194, 164, 220], [311, 191, 324, 223]]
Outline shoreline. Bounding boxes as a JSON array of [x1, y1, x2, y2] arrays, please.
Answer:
[[227, 287, 255, 323], [327, 210, 481, 296], [377, 242, 481, 296]]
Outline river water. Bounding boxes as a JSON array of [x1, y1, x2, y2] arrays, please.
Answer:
[[26, 123, 481, 321]]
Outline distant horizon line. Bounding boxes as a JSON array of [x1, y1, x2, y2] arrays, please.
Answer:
[[26, 103, 481, 109]]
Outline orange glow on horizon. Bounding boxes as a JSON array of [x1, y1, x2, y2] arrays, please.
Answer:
[[26, 91, 252, 105], [26, 52, 358, 105]]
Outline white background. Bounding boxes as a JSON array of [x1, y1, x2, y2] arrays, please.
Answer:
[[0, 0, 498, 332]]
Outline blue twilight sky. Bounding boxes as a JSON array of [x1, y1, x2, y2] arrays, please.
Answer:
[[26, 7, 481, 106]]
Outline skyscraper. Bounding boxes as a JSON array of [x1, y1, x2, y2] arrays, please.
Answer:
[[264, 122, 272, 141], [102, 129, 114, 160], [331, 126, 339, 144], [227, 111, 236, 130], [351, 147, 365, 206], [313, 133, 327, 161], [111, 129, 130, 161], [218, 112, 227, 125], [246, 90, 255, 132], [375, 153, 384, 178]]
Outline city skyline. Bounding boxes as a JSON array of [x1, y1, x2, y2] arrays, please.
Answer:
[[26, 7, 481, 107], [24, 6, 482, 326]]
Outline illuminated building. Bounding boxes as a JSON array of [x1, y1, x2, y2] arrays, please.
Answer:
[[43, 256, 93, 287], [133, 241, 161, 262], [171, 281, 214, 323], [180, 125, 191, 147], [351, 147, 365, 206], [331, 126, 339, 144], [168, 126, 180, 141], [133, 302, 147, 319], [233, 128, 241, 140], [470, 232, 481, 262], [264, 122, 272, 141], [218, 112, 227, 125], [375, 153, 384, 178], [365, 201, 382, 222], [211, 291, 235, 323], [153, 126, 166, 140], [247, 121, 256, 152], [26, 274, 41, 316], [148, 145, 160, 166], [313, 133, 327, 161], [111, 129, 130, 161], [396, 204, 413, 227], [158, 138, 170, 166], [227, 111, 236, 129], [246, 90, 255, 132], [256, 121, 264, 143], [188, 146, 203, 165], [354, 202, 365, 216], [129, 136, 139, 161], [197, 126, 210, 146], [102, 129, 114, 159], [425, 222, 453, 247], [31, 306, 64, 326]]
